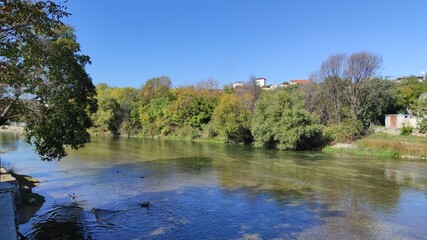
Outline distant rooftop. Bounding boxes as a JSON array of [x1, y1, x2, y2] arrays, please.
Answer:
[[290, 80, 309, 85]]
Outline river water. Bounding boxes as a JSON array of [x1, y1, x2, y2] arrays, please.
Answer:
[[1, 131, 427, 239]]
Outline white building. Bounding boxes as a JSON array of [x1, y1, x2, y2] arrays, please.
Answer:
[[385, 114, 418, 130], [232, 82, 244, 88], [255, 78, 266, 87]]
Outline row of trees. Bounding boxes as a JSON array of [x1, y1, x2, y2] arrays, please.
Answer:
[[92, 52, 427, 150]]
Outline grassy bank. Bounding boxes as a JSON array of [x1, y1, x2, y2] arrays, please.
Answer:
[[323, 132, 427, 159]]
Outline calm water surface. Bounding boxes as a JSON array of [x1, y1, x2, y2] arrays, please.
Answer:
[[1, 131, 427, 239]]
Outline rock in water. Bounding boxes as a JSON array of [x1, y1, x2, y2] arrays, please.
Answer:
[[141, 202, 150, 208]]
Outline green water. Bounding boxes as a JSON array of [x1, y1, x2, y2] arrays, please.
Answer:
[[1, 132, 427, 239]]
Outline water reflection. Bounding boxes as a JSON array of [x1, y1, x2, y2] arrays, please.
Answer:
[[0, 130, 21, 153], [1, 133, 427, 239]]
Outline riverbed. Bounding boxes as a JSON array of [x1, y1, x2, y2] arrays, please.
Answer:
[[1, 131, 427, 239]]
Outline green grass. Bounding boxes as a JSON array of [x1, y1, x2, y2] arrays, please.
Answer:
[[364, 132, 426, 143], [323, 132, 427, 159]]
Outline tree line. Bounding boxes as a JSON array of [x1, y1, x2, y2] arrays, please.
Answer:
[[92, 52, 427, 149]]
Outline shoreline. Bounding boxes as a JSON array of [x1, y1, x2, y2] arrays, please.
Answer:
[[12, 172, 45, 225], [0, 126, 24, 132], [0, 168, 45, 225], [323, 132, 427, 160], [109, 131, 427, 160]]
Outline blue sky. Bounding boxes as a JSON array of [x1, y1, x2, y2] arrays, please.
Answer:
[[65, 0, 427, 88]]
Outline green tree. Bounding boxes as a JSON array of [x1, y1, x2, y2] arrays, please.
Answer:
[[23, 28, 97, 160], [138, 77, 174, 136], [396, 76, 427, 112], [212, 93, 252, 143], [252, 89, 324, 150], [98, 97, 122, 136], [139, 96, 172, 136], [168, 87, 218, 130], [140, 76, 172, 101], [414, 98, 427, 133], [361, 78, 397, 124], [118, 88, 142, 136], [1, 1, 97, 160], [92, 84, 142, 136]]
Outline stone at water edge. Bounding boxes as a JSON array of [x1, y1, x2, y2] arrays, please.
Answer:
[[20, 185, 32, 193]]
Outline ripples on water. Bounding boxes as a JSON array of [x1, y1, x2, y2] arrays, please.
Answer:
[[1, 132, 427, 239]]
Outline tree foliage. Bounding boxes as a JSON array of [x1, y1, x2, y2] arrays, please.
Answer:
[[140, 76, 172, 101], [212, 93, 252, 143], [1, 1, 97, 160], [139, 95, 172, 136], [395, 76, 427, 113], [92, 84, 140, 136], [252, 88, 324, 150], [414, 98, 427, 133], [138, 77, 173, 136], [168, 87, 218, 130], [307, 52, 395, 126]]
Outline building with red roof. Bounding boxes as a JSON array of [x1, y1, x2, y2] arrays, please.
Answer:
[[290, 80, 309, 85]]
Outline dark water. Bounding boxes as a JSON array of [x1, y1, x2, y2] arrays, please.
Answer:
[[1, 131, 427, 239]]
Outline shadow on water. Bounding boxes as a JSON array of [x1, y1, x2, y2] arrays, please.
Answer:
[[26, 204, 90, 240]]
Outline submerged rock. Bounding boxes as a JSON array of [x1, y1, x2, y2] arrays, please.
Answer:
[[141, 202, 150, 208]]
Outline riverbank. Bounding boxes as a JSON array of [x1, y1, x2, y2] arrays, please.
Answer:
[[1, 167, 45, 224], [323, 132, 427, 159], [11, 171, 45, 224], [90, 130, 227, 144], [0, 125, 24, 132], [0, 166, 20, 240], [94, 129, 427, 160]]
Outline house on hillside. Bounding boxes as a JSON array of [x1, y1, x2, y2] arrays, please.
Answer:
[[232, 82, 244, 88], [395, 76, 425, 81], [233, 78, 267, 89], [267, 81, 289, 90], [290, 80, 309, 85], [255, 77, 266, 87], [385, 114, 418, 130]]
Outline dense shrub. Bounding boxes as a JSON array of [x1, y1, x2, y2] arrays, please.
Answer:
[[212, 93, 252, 143], [419, 118, 427, 134], [252, 89, 325, 150], [400, 124, 413, 136], [323, 121, 365, 143]]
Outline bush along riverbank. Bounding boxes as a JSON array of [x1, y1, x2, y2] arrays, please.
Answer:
[[323, 132, 427, 159]]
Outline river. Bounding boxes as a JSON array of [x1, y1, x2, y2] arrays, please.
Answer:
[[1, 131, 427, 239]]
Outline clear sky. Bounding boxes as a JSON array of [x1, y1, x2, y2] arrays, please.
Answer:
[[64, 0, 427, 88]]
